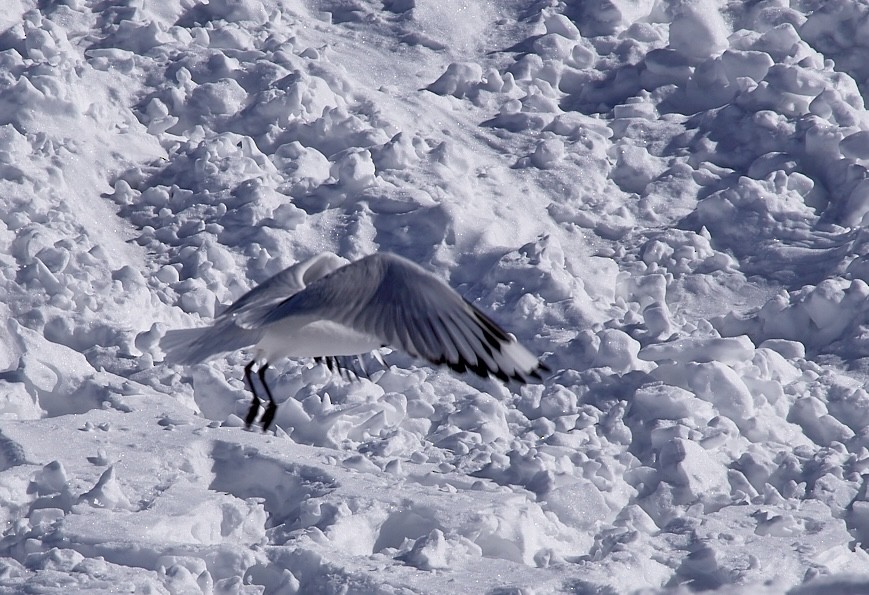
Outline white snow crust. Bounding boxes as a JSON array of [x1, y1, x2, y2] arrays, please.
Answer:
[[2, 0, 869, 593]]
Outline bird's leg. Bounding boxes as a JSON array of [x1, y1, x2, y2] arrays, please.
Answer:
[[339, 357, 352, 381], [257, 363, 278, 432], [243, 360, 261, 428], [355, 355, 369, 380]]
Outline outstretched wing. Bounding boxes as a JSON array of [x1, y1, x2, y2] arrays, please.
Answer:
[[221, 252, 348, 323], [246, 252, 549, 383]]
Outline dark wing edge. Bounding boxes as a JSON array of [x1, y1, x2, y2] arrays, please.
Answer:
[[400, 295, 549, 384], [354, 255, 550, 384]]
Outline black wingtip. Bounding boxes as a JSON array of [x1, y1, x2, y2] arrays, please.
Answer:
[[493, 368, 510, 383]]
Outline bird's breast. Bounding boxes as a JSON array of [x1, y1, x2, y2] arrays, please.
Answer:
[[255, 318, 382, 361]]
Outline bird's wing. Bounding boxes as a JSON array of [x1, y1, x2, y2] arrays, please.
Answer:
[[241, 252, 548, 383], [221, 252, 348, 323]]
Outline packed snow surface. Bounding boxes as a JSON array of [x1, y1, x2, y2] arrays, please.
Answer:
[[2, 0, 869, 593]]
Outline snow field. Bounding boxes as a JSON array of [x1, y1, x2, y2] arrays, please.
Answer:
[[1, 0, 869, 593]]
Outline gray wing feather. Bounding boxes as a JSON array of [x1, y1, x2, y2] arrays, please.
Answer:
[[224, 252, 347, 324]]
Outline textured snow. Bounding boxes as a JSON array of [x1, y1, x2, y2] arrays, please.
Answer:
[[2, 0, 869, 593]]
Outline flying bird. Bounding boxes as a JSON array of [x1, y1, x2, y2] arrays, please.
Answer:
[[161, 252, 549, 431]]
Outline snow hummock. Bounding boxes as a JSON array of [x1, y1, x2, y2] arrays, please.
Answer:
[[2, 0, 869, 593]]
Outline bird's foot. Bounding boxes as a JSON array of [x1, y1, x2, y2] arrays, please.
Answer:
[[244, 395, 261, 429], [260, 400, 278, 433]]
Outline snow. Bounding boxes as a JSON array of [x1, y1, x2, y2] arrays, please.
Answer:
[[3, 0, 869, 593]]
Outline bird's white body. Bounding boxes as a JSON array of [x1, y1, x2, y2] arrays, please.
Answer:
[[255, 318, 382, 361]]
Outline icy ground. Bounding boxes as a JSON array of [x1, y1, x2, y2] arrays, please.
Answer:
[[2, 0, 869, 592]]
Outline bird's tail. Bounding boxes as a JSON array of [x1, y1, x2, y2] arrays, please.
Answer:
[[160, 323, 261, 365]]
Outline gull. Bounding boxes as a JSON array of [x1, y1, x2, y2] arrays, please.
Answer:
[[161, 252, 549, 431]]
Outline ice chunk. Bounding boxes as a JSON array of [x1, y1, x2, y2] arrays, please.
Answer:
[[650, 360, 755, 431], [78, 466, 134, 510], [427, 63, 483, 98], [329, 149, 376, 191], [639, 335, 755, 365], [530, 138, 565, 169], [544, 479, 611, 530], [720, 49, 774, 84], [373, 132, 421, 171], [32, 460, 68, 495], [533, 34, 575, 61], [572, 0, 655, 36], [644, 49, 692, 86], [544, 14, 580, 39], [765, 64, 827, 97], [398, 529, 482, 570], [658, 437, 730, 499], [751, 23, 802, 60], [668, 1, 729, 60], [840, 131, 869, 159], [610, 142, 667, 194], [189, 79, 247, 117], [593, 329, 647, 374], [788, 397, 855, 446], [642, 302, 673, 339], [757, 339, 805, 360], [633, 383, 714, 424]]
